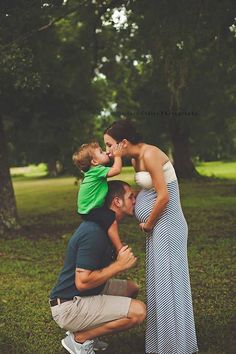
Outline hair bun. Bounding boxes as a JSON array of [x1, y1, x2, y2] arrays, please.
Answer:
[[104, 119, 142, 144]]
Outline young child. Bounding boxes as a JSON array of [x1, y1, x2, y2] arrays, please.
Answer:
[[72, 141, 123, 253]]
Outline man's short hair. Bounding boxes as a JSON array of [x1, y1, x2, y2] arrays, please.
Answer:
[[105, 180, 130, 207], [72, 142, 99, 172]]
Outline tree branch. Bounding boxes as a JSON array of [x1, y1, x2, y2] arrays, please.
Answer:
[[2, 1, 88, 50]]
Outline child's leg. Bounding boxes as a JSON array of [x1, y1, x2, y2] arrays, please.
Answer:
[[108, 220, 123, 253], [82, 207, 123, 252]]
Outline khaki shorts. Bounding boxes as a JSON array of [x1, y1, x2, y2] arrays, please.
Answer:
[[50, 279, 131, 332]]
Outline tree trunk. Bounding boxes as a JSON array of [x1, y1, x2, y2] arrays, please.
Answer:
[[169, 119, 199, 178], [0, 115, 19, 235], [47, 160, 58, 177]]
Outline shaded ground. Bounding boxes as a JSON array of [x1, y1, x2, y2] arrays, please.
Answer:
[[0, 172, 235, 354]]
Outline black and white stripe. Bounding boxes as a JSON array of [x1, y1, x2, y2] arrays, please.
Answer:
[[135, 178, 198, 354]]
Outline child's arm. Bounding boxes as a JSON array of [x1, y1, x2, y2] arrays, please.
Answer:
[[108, 220, 123, 253], [107, 144, 123, 177]]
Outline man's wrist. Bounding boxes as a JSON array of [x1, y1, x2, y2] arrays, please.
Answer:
[[113, 260, 122, 274]]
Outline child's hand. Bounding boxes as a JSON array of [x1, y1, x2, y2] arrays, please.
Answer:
[[113, 142, 123, 157]]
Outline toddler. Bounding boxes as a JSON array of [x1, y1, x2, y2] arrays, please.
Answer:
[[72, 141, 123, 252]]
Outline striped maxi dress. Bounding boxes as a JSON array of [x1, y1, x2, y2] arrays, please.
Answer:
[[135, 161, 198, 354]]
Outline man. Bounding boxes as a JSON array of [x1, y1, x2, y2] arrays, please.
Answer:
[[49, 180, 146, 354]]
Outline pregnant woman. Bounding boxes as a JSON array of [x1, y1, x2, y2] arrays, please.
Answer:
[[104, 119, 198, 354]]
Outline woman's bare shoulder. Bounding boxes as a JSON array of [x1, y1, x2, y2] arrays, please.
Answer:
[[143, 144, 162, 157], [143, 144, 169, 164]]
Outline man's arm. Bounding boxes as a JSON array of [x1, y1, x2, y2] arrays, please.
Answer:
[[75, 246, 136, 291]]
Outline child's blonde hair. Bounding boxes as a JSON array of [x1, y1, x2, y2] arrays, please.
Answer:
[[72, 142, 99, 172]]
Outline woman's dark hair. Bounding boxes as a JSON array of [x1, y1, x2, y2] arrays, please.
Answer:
[[104, 119, 143, 144]]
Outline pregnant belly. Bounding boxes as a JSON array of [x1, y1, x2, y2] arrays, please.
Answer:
[[135, 189, 157, 223]]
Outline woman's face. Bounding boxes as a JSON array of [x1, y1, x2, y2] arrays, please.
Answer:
[[104, 133, 119, 157]]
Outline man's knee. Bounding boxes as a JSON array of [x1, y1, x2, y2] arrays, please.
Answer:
[[126, 280, 139, 298], [128, 299, 146, 324]]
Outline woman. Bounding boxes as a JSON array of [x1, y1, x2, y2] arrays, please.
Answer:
[[104, 119, 198, 354]]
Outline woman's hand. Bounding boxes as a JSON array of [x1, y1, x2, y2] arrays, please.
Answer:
[[139, 222, 153, 233]]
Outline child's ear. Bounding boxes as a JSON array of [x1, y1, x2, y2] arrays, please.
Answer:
[[91, 158, 99, 166]]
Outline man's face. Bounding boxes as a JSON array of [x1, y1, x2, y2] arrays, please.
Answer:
[[120, 185, 136, 216]]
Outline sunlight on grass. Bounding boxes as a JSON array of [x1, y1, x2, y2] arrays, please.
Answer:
[[11, 163, 48, 178], [196, 161, 236, 179], [10, 160, 236, 181]]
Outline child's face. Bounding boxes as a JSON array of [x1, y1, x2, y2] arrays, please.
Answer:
[[92, 146, 110, 165]]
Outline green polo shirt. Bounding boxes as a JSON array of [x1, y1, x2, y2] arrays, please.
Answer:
[[78, 165, 110, 214], [50, 221, 115, 299]]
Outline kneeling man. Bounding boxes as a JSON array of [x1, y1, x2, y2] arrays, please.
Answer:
[[49, 180, 146, 354]]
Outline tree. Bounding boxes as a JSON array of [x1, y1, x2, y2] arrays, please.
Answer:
[[0, 0, 126, 233], [96, 0, 236, 176], [0, 116, 19, 234], [0, 0, 74, 233]]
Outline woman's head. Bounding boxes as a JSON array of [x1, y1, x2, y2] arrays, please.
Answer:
[[104, 119, 142, 156]]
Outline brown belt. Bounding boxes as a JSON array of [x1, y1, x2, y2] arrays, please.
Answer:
[[50, 298, 72, 307]]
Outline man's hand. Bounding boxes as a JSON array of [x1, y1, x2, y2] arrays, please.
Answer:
[[116, 245, 137, 271]]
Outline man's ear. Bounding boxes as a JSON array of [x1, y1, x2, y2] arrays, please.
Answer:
[[114, 196, 123, 207]]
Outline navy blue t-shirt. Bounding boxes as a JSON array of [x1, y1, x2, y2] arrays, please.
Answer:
[[50, 221, 115, 299]]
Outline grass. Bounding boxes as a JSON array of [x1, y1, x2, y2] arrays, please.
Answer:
[[10, 161, 236, 180], [11, 163, 48, 179], [0, 164, 235, 354], [196, 161, 236, 180]]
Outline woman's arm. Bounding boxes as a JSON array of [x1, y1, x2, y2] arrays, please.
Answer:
[[140, 149, 169, 232]]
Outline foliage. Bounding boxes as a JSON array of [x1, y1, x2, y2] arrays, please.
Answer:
[[1, 1, 236, 232], [96, 0, 236, 160], [1, 1, 113, 171], [1, 0, 236, 170]]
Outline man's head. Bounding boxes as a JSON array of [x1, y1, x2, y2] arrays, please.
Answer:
[[105, 180, 136, 221], [73, 142, 110, 172]]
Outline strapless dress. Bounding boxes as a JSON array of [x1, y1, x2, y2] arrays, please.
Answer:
[[134, 161, 198, 354]]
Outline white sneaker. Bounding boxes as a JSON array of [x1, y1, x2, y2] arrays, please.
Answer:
[[65, 332, 108, 351], [61, 333, 95, 354]]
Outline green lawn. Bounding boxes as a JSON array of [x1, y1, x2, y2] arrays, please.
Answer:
[[10, 160, 236, 180], [0, 166, 235, 354], [196, 161, 236, 180]]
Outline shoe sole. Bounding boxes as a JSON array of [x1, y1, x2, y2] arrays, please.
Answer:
[[65, 332, 107, 351], [94, 347, 107, 351], [61, 338, 75, 354]]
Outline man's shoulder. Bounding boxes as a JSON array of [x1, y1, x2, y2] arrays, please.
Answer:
[[71, 221, 107, 243]]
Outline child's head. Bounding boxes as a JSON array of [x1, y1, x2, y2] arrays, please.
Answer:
[[73, 142, 110, 172]]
